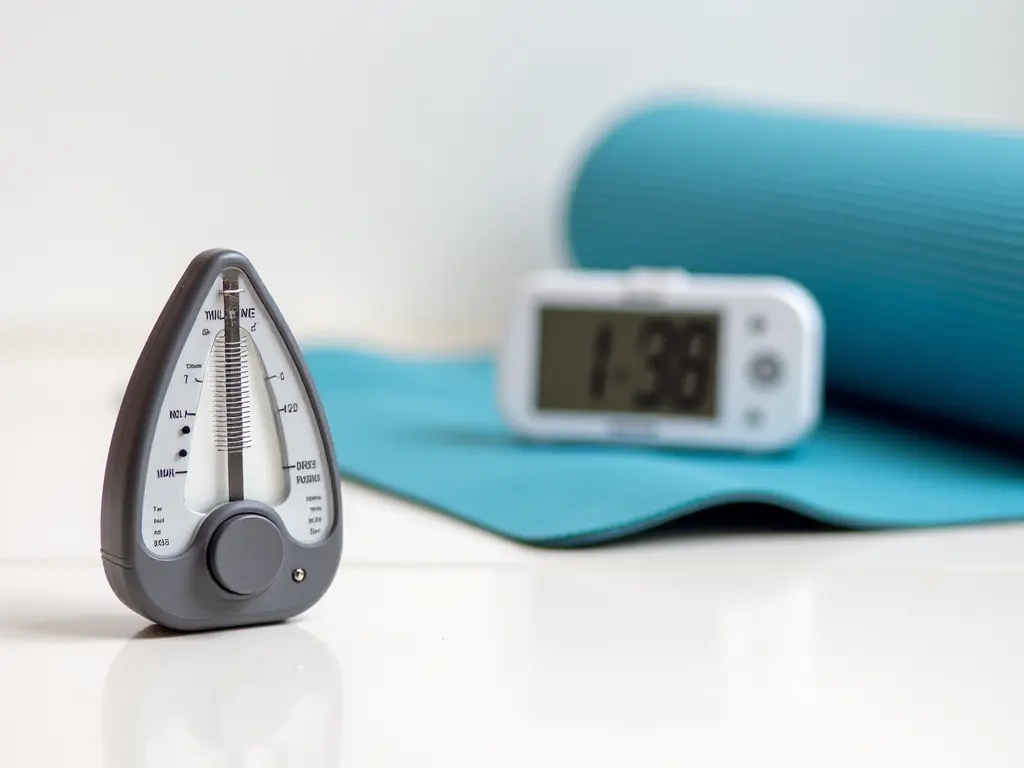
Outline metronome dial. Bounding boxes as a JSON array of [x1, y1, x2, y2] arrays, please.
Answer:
[[144, 265, 333, 558]]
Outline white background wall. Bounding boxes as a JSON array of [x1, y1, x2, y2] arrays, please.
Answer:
[[3, 0, 1024, 350]]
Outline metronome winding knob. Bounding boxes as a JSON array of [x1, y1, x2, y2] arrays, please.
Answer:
[[208, 512, 285, 595]]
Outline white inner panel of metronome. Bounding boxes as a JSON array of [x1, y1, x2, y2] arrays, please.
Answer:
[[141, 267, 334, 558], [185, 329, 286, 512]]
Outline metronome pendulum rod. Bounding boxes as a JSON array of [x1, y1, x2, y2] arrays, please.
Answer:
[[221, 271, 247, 502]]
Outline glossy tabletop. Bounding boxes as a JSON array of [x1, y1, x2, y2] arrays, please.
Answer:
[[1, 341, 1022, 767]]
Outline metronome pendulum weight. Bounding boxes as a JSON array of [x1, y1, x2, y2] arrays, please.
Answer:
[[100, 249, 343, 631]]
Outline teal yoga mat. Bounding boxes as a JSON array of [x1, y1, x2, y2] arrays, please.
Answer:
[[305, 347, 1024, 545], [304, 99, 1024, 544], [568, 99, 1024, 441]]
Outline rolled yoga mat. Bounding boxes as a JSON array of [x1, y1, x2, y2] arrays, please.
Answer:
[[304, 100, 1024, 546], [567, 99, 1024, 440]]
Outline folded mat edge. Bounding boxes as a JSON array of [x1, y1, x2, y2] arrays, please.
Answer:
[[304, 346, 1024, 546]]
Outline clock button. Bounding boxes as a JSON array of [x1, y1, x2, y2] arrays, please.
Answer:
[[749, 352, 784, 388], [623, 267, 690, 296], [625, 266, 689, 278], [744, 408, 764, 427], [746, 315, 768, 335]]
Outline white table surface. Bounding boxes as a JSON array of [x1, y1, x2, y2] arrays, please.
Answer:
[[2, 340, 1023, 767]]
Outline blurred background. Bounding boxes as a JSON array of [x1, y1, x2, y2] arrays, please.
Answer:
[[4, 0, 1024, 560], [4, 7, 1024, 765], [4, 0, 1024, 352]]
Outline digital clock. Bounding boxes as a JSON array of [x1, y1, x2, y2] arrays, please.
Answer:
[[497, 268, 824, 452]]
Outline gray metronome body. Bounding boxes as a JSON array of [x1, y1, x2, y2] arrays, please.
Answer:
[[101, 249, 343, 631]]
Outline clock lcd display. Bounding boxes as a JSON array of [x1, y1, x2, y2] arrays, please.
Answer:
[[536, 307, 721, 416]]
